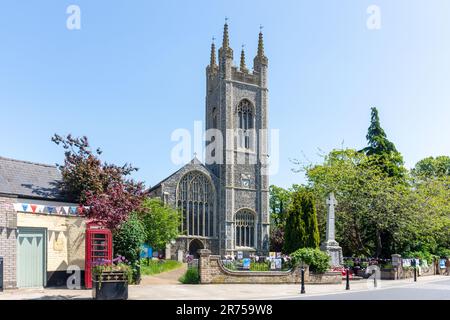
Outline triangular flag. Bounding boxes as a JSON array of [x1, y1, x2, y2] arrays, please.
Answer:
[[30, 205, 37, 213], [13, 203, 22, 211], [22, 204, 29, 212], [45, 206, 55, 214]]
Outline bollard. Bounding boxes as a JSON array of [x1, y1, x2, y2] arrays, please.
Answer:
[[346, 268, 350, 290], [373, 269, 377, 288], [300, 267, 306, 294]]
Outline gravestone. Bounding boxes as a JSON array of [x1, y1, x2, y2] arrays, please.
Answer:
[[320, 192, 343, 267]]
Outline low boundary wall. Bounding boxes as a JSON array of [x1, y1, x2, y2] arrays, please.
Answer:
[[198, 249, 342, 285]]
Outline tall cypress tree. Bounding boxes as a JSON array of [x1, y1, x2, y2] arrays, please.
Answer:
[[283, 191, 305, 254], [301, 191, 320, 249], [283, 189, 320, 253], [362, 107, 404, 178]]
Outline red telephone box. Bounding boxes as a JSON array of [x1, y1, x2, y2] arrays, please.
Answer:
[[85, 222, 113, 289]]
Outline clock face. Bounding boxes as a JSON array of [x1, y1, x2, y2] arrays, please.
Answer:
[[242, 178, 250, 187]]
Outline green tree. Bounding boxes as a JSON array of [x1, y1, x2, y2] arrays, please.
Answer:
[[113, 213, 146, 282], [305, 149, 414, 257], [269, 185, 291, 227], [412, 156, 450, 179], [139, 198, 181, 250], [300, 190, 320, 249], [361, 107, 405, 178], [283, 190, 306, 254], [283, 189, 320, 253]]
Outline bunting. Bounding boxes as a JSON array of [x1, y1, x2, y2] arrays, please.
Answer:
[[12, 202, 87, 217]]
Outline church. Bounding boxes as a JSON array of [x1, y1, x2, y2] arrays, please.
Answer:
[[149, 22, 271, 259]]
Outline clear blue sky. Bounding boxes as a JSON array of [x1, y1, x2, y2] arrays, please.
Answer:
[[1, 1, 449, 189]]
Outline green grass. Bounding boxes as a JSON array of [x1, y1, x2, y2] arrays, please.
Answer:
[[140, 259, 183, 276], [179, 268, 200, 284]]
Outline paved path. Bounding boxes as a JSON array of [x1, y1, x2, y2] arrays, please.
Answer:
[[0, 275, 448, 300], [140, 263, 187, 285]]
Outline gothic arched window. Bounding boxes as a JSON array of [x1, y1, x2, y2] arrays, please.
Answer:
[[177, 171, 215, 237], [235, 209, 255, 248], [237, 100, 254, 149]]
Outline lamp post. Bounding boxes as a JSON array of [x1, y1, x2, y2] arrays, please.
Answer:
[[413, 259, 417, 282], [300, 261, 306, 294], [373, 269, 377, 288]]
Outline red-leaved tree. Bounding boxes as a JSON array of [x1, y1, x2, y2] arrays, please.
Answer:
[[52, 134, 148, 230], [84, 182, 147, 231]]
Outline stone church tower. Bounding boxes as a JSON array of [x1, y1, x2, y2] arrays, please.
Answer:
[[149, 22, 270, 258], [205, 22, 270, 256]]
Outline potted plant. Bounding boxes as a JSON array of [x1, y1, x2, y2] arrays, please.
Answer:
[[92, 256, 132, 300]]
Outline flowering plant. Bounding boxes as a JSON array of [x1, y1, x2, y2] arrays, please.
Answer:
[[92, 255, 133, 287]]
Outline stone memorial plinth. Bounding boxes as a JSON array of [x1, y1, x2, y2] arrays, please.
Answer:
[[320, 192, 343, 267]]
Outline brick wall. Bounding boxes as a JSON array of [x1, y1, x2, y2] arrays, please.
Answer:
[[198, 249, 342, 284], [0, 196, 18, 288]]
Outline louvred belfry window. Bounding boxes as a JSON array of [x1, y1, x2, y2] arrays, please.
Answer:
[[237, 99, 254, 149]]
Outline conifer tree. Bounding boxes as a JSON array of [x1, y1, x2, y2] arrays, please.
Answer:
[[301, 190, 320, 249], [362, 107, 404, 178], [283, 191, 305, 254]]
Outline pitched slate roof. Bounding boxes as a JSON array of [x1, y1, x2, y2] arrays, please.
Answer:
[[0, 156, 65, 201]]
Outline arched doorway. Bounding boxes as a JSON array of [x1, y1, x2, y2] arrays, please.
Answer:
[[188, 239, 204, 258]]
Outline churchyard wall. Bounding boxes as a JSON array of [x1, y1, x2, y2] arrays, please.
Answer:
[[198, 249, 342, 284]]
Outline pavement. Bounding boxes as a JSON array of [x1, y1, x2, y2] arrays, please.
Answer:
[[0, 275, 449, 300]]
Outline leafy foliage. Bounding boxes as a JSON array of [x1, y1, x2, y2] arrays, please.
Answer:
[[269, 226, 284, 252], [302, 148, 450, 258], [112, 213, 146, 282], [85, 183, 147, 231], [269, 185, 291, 227], [361, 107, 405, 178], [290, 248, 330, 273], [53, 134, 147, 231], [412, 156, 450, 179], [138, 198, 181, 250], [283, 188, 320, 253], [179, 268, 200, 284], [113, 213, 146, 264], [52, 134, 139, 203]]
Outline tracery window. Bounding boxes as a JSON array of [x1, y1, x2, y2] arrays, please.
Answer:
[[237, 100, 254, 149], [235, 209, 255, 247], [177, 171, 215, 237]]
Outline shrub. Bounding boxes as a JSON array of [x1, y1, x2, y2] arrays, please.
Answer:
[[179, 268, 200, 284], [113, 213, 146, 283], [436, 248, 450, 259], [290, 248, 330, 273], [402, 250, 437, 265], [250, 262, 270, 271]]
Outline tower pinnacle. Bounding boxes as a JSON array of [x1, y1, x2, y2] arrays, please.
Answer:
[[219, 18, 233, 59], [257, 26, 265, 58], [240, 45, 248, 73], [210, 37, 217, 68], [222, 19, 230, 49]]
